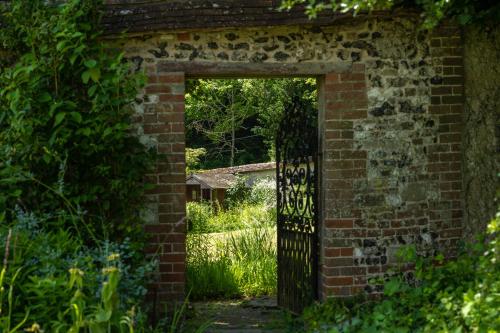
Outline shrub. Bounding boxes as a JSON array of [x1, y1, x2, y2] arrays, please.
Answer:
[[186, 201, 214, 233], [300, 217, 500, 333], [225, 176, 251, 208], [0, 0, 154, 242], [0, 211, 157, 330], [248, 177, 276, 207]]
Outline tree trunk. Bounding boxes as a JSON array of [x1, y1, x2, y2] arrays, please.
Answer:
[[230, 93, 235, 167]]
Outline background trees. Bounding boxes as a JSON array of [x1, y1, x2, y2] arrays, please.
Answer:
[[185, 78, 316, 170]]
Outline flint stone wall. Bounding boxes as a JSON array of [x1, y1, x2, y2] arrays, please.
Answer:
[[119, 15, 464, 300]]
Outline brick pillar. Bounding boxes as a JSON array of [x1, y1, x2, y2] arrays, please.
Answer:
[[319, 64, 368, 298], [143, 71, 186, 305], [428, 24, 464, 253]]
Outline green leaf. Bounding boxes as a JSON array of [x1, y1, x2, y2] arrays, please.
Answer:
[[82, 70, 90, 84], [89, 67, 101, 82], [39, 92, 52, 103], [54, 112, 66, 127], [79, 127, 91, 136], [384, 279, 402, 296], [84, 59, 97, 68], [103, 127, 112, 138], [69, 54, 79, 65], [88, 85, 97, 97], [56, 41, 66, 51], [70, 112, 82, 123]]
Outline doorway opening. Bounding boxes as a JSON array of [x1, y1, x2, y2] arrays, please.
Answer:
[[183, 77, 319, 327]]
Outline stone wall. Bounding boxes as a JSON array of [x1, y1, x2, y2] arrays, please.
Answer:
[[462, 25, 500, 239], [121, 15, 465, 301]]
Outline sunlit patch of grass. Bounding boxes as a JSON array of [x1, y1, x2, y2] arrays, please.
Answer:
[[186, 204, 277, 300]]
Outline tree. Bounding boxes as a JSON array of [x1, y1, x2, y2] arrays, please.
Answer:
[[186, 79, 256, 167], [186, 147, 207, 174], [243, 78, 316, 159], [280, 0, 500, 28], [185, 78, 317, 167]]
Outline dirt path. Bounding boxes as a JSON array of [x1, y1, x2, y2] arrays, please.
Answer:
[[182, 296, 288, 333]]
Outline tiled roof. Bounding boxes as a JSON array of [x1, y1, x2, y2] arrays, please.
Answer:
[[187, 172, 236, 189], [187, 162, 276, 188], [202, 162, 276, 176], [102, 0, 344, 35]]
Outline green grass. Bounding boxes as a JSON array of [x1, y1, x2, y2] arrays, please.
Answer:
[[187, 201, 275, 233], [186, 202, 277, 300]]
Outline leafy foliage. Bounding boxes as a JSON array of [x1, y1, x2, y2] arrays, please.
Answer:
[[186, 78, 316, 168], [0, 0, 154, 241], [299, 217, 500, 332], [186, 80, 258, 167], [224, 176, 252, 208], [0, 212, 159, 332], [248, 178, 276, 207], [186, 147, 207, 174], [280, 0, 500, 28]]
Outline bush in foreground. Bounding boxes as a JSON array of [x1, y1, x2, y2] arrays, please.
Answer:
[[0, 1, 171, 331], [299, 217, 500, 332], [0, 0, 154, 242], [0, 212, 158, 332]]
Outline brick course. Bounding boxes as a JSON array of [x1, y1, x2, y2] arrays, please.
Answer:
[[141, 71, 186, 304]]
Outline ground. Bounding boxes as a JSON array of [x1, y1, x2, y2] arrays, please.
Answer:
[[183, 296, 288, 333]]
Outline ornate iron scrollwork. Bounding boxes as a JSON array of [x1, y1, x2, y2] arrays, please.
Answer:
[[276, 95, 318, 314]]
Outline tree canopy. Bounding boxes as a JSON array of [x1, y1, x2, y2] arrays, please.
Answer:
[[280, 0, 500, 28], [185, 78, 316, 170]]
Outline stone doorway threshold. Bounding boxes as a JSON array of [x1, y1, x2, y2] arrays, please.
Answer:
[[182, 296, 288, 333]]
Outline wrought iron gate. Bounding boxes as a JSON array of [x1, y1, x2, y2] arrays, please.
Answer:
[[276, 96, 318, 314]]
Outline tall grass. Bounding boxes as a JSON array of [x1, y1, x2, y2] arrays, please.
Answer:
[[186, 201, 274, 233], [228, 226, 277, 296], [186, 233, 240, 299], [186, 202, 277, 300]]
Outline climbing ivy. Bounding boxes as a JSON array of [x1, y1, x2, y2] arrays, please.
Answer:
[[0, 0, 154, 241]]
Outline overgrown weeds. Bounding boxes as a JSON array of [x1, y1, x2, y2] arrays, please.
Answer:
[[186, 179, 277, 300], [187, 214, 277, 300], [0, 212, 162, 332]]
